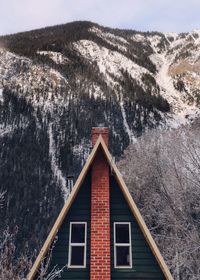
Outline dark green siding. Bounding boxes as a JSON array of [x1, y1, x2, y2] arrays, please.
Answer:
[[110, 175, 165, 280], [47, 171, 91, 280], [34, 167, 167, 280]]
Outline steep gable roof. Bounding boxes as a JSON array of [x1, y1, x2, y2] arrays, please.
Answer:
[[28, 135, 173, 280]]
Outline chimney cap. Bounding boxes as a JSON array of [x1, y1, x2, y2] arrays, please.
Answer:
[[92, 126, 109, 132], [92, 127, 109, 147]]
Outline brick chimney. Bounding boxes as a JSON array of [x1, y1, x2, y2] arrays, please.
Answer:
[[90, 127, 110, 280]]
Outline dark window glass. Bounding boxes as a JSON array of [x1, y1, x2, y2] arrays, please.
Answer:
[[71, 246, 85, 266], [116, 246, 130, 266], [116, 224, 130, 243], [71, 224, 85, 243]]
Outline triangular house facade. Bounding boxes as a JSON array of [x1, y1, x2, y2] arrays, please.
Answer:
[[28, 128, 173, 280]]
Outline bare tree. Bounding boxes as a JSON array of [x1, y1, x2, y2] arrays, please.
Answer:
[[36, 237, 67, 280], [118, 125, 200, 280], [0, 227, 32, 280], [0, 192, 66, 280]]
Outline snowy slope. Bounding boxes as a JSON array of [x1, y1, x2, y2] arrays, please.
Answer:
[[0, 24, 200, 167], [1, 24, 199, 133]]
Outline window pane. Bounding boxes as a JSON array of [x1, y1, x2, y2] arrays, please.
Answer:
[[116, 224, 130, 243], [71, 246, 85, 266], [71, 224, 85, 243], [116, 246, 131, 267]]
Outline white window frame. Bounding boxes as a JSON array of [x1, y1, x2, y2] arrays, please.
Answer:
[[68, 222, 87, 268], [114, 222, 132, 269]]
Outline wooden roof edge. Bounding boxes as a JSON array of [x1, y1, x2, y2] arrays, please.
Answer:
[[100, 138, 174, 280], [28, 136, 102, 280]]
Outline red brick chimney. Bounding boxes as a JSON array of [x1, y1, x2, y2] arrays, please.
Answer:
[[90, 127, 111, 280]]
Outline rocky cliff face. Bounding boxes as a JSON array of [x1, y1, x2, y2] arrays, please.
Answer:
[[0, 21, 199, 252]]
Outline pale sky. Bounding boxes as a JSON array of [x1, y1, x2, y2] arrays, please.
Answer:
[[0, 0, 200, 35]]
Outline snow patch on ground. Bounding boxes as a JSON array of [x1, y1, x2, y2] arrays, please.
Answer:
[[131, 34, 145, 42], [88, 84, 105, 99], [118, 91, 136, 143], [73, 141, 91, 166], [0, 88, 3, 102], [189, 29, 200, 45], [148, 35, 163, 53], [90, 27, 128, 52], [0, 121, 29, 137], [50, 69, 68, 84], [37, 51, 70, 64], [0, 125, 14, 137], [48, 123, 69, 200], [164, 32, 178, 45]]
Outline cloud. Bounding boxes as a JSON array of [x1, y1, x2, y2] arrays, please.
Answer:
[[0, 0, 200, 35]]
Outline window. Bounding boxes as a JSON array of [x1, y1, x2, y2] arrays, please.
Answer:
[[114, 222, 132, 268], [68, 222, 87, 268]]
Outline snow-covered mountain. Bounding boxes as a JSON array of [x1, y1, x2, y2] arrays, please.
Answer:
[[0, 21, 199, 252]]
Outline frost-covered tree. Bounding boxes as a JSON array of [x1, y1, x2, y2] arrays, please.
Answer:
[[118, 125, 200, 280], [35, 238, 67, 280], [0, 191, 5, 209], [0, 226, 32, 280], [0, 192, 65, 280]]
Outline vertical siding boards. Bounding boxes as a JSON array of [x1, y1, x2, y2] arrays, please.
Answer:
[[110, 175, 165, 280], [48, 171, 91, 280]]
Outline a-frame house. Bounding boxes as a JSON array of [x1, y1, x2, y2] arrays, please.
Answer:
[[28, 127, 173, 280]]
